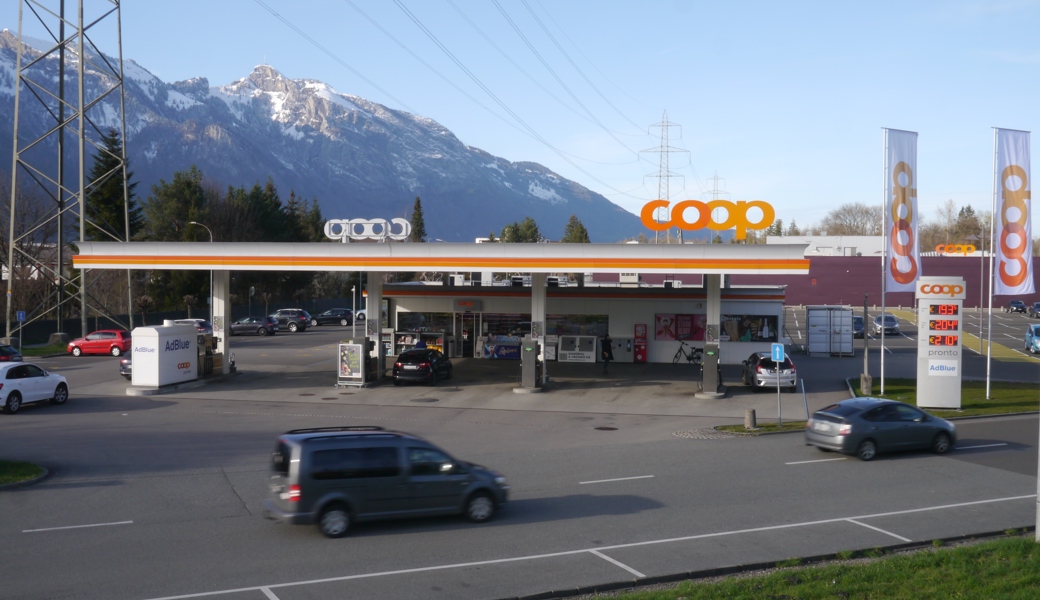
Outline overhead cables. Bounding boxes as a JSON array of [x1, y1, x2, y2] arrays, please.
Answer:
[[252, 0, 415, 113], [392, 0, 647, 200]]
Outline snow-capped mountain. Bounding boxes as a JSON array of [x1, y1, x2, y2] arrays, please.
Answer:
[[0, 30, 642, 242]]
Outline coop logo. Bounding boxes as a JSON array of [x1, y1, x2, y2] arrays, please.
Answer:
[[177, 362, 191, 370], [935, 244, 975, 256], [324, 218, 411, 242], [889, 161, 918, 284], [998, 165, 1030, 288], [639, 199, 774, 240], [919, 283, 964, 297], [165, 339, 192, 351]]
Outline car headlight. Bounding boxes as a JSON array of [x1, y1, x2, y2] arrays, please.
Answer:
[[494, 475, 507, 486]]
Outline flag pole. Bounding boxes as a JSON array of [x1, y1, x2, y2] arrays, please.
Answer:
[[986, 128, 997, 400], [880, 128, 888, 396]]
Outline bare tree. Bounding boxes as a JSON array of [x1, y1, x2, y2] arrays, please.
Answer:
[[817, 202, 883, 236], [935, 199, 958, 243]]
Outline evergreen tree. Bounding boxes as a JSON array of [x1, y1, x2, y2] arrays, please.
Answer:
[[560, 215, 591, 243], [139, 166, 209, 308], [85, 129, 142, 241], [501, 217, 541, 243], [409, 196, 427, 243], [787, 220, 801, 236]]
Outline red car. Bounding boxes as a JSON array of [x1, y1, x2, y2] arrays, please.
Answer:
[[68, 330, 132, 357]]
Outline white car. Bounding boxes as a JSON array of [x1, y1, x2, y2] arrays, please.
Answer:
[[1, 363, 69, 414]]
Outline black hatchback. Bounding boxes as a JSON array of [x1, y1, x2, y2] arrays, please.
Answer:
[[393, 349, 452, 385]]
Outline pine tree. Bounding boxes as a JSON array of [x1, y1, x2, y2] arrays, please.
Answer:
[[787, 220, 800, 236], [409, 196, 427, 243], [560, 215, 591, 243], [85, 128, 142, 241]]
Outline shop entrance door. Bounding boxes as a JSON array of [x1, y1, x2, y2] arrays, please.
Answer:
[[455, 313, 477, 357]]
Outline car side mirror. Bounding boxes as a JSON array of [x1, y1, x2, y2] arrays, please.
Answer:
[[439, 463, 454, 473], [741, 361, 748, 365]]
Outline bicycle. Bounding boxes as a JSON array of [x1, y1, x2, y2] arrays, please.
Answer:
[[672, 340, 703, 365]]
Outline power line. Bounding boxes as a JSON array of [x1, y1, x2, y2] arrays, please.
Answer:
[[520, 0, 645, 132], [641, 111, 688, 242], [252, 0, 415, 113], [393, 0, 646, 200]]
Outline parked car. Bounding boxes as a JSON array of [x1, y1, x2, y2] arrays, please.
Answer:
[[269, 308, 311, 332], [310, 308, 353, 327], [1005, 300, 1027, 314], [354, 308, 387, 322], [120, 351, 132, 380], [392, 348, 453, 386], [0, 344, 23, 362], [741, 351, 797, 393], [805, 398, 956, 461], [262, 426, 509, 538], [852, 315, 865, 339], [68, 329, 132, 356], [871, 314, 900, 336], [1, 362, 69, 414], [173, 319, 213, 334], [1029, 302, 1040, 319], [1026, 324, 1040, 354], [230, 316, 279, 336]]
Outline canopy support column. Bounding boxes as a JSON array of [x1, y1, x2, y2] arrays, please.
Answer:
[[213, 270, 230, 374]]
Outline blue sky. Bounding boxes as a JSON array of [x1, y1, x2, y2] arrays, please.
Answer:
[[3, 1, 1039, 232]]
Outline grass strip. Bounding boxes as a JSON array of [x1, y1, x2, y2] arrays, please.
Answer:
[[0, 460, 45, 485], [593, 535, 1040, 600], [861, 378, 1039, 418], [717, 421, 805, 434], [21, 344, 68, 357]]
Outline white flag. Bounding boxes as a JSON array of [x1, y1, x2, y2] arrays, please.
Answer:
[[994, 129, 1034, 296], [885, 129, 920, 292]]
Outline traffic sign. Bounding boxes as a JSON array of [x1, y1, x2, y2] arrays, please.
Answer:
[[16, 310, 25, 322], [771, 343, 784, 362]]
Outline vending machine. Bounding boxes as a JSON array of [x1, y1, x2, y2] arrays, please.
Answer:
[[633, 324, 647, 363]]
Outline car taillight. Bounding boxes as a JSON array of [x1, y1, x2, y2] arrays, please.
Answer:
[[756, 365, 764, 373], [394, 362, 402, 368], [419, 362, 432, 369], [287, 484, 301, 502], [805, 418, 813, 429], [838, 424, 852, 436]]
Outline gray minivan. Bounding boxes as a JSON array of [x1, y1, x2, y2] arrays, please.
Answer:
[[262, 426, 509, 538]]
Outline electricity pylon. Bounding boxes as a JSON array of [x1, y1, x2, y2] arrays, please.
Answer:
[[640, 111, 688, 243]]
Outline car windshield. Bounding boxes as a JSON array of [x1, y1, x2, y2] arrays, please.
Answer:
[[1032, 326, 1040, 335]]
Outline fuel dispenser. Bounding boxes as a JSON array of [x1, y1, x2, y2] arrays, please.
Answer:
[[520, 337, 541, 388]]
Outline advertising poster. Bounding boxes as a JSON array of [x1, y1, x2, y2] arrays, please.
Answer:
[[338, 344, 364, 382], [994, 129, 1034, 295], [655, 314, 706, 341], [719, 315, 779, 342]]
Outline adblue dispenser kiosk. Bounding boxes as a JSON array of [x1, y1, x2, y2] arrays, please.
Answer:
[[130, 323, 198, 387], [915, 277, 965, 409]]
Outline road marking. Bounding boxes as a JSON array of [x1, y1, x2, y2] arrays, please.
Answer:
[[140, 494, 1036, 600], [846, 518, 911, 542], [785, 458, 847, 465], [589, 549, 645, 578], [23, 520, 133, 533], [260, 588, 280, 600], [957, 443, 1008, 450], [580, 475, 654, 485]]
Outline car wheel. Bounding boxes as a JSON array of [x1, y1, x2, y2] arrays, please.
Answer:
[[258, 327, 267, 336], [340, 318, 349, 326], [856, 439, 877, 461], [932, 432, 952, 454], [51, 383, 69, 405], [317, 504, 350, 538], [110, 346, 122, 357], [71, 346, 82, 357], [311, 319, 318, 327], [356, 313, 365, 321], [4, 391, 22, 414], [393, 378, 401, 386], [816, 447, 832, 453], [465, 492, 494, 523], [288, 322, 298, 332]]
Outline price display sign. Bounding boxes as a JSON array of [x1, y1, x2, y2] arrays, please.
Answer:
[[915, 277, 965, 409]]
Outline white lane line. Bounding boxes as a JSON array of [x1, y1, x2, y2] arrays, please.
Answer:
[[139, 494, 1037, 600], [589, 549, 645, 578], [260, 588, 280, 600], [23, 520, 133, 533], [580, 475, 654, 485], [785, 458, 847, 465], [1003, 333, 1019, 340], [957, 443, 1009, 450], [846, 518, 911, 542]]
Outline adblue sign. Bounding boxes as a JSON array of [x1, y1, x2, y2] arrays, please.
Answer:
[[640, 199, 775, 240]]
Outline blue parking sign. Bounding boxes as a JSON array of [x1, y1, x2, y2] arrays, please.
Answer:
[[16, 310, 25, 322], [771, 342, 784, 362]]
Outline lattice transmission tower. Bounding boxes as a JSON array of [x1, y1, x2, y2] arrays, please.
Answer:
[[640, 111, 688, 243], [7, 0, 132, 341]]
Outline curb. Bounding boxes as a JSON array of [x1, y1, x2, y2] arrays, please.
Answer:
[[0, 466, 50, 491], [493, 528, 1036, 600]]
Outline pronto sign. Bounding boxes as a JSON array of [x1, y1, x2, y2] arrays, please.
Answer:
[[935, 244, 976, 256], [640, 199, 775, 241], [325, 218, 411, 242]]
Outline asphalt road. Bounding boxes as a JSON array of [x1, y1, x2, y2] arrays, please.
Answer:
[[1, 325, 1038, 600]]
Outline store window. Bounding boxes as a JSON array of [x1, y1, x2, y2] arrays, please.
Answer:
[[482, 314, 531, 340], [546, 314, 608, 337], [397, 312, 453, 333]]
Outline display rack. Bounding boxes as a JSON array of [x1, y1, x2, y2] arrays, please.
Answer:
[[394, 331, 447, 355]]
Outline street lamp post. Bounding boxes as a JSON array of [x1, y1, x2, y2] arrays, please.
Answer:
[[967, 232, 984, 354], [351, 285, 356, 338], [188, 222, 214, 322]]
